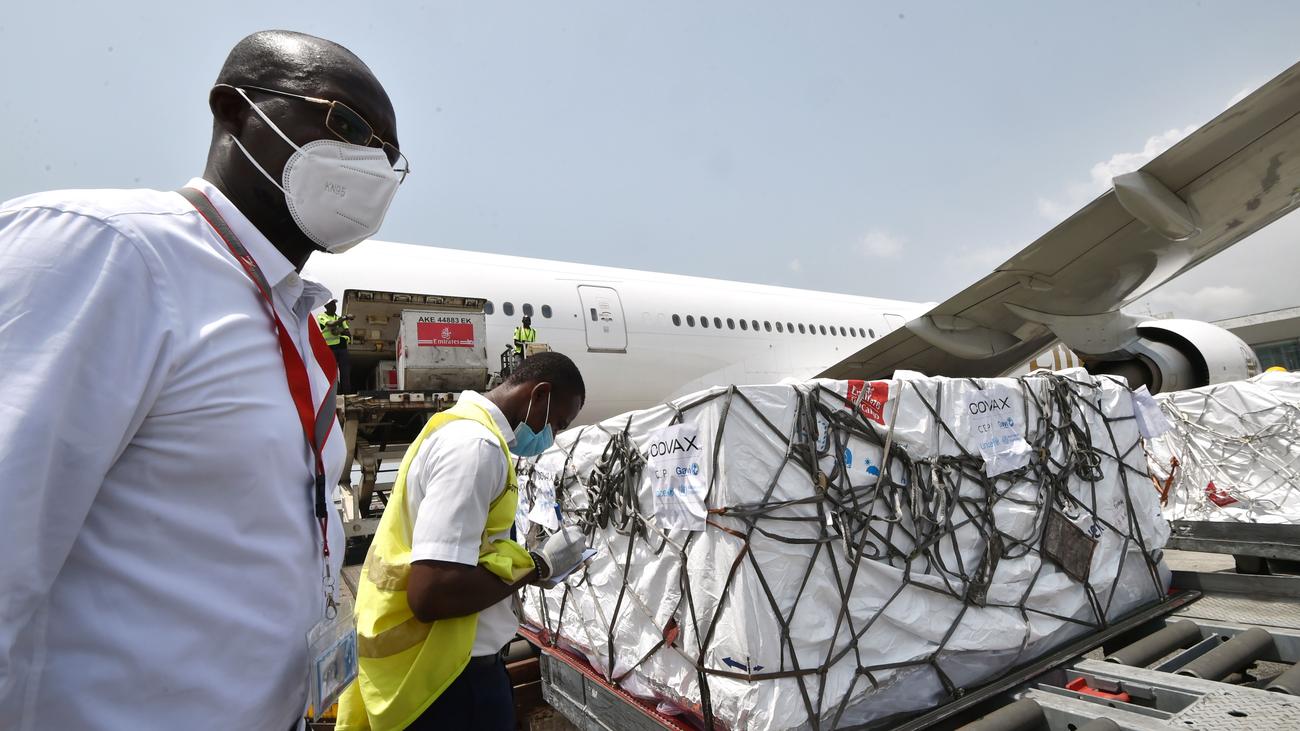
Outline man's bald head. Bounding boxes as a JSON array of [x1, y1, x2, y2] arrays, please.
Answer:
[[203, 30, 399, 269], [216, 30, 370, 87], [211, 30, 396, 144]]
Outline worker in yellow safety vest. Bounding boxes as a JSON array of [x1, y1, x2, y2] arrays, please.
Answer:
[[317, 299, 353, 393], [512, 315, 537, 356], [338, 351, 591, 730]]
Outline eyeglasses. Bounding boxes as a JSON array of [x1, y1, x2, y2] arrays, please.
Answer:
[[233, 84, 410, 183]]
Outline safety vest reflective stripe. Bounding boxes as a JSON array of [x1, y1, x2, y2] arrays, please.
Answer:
[[357, 615, 433, 658], [364, 546, 409, 592]]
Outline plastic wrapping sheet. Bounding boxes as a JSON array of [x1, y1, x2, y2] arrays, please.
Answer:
[[518, 370, 1170, 730], [1149, 371, 1300, 523]]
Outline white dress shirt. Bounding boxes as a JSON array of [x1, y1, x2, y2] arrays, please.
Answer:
[[0, 178, 345, 730], [405, 390, 520, 657]]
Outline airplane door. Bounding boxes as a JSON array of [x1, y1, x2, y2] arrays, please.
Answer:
[[577, 285, 627, 353]]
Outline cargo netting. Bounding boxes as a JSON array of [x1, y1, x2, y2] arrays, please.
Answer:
[[1148, 371, 1300, 523], [518, 371, 1170, 730]]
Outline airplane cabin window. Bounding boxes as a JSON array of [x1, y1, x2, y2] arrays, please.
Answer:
[[787, 322, 794, 333], [774, 322, 782, 333], [590, 308, 598, 322], [686, 315, 696, 326], [849, 327, 857, 337], [818, 325, 826, 335], [672, 314, 681, 326], [764, 321, 772, 332], [522, 303, 534, 317], [713, 317, 722, 329], [869, 328, 876, 338], [701, 316, 709, 329], [727, 318, 735, 330], [739, 319, 748, 331], [484, 301, 495, 315], [541, 304, 552, 318], [839, 326, 847, 336], [503, 302, 515, 316], [751, 320, 759, 331], [798, 323, 806, 334]]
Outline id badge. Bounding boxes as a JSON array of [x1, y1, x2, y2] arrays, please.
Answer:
[[306, 611, 358, 720]]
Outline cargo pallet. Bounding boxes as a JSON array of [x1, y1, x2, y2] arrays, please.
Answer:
[[525, 524, 1300, 731]]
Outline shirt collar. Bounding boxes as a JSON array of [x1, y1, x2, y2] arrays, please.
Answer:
[[185, 177, 297, 290], [457, 390, 517, 448], [186, 177, 334, 316]]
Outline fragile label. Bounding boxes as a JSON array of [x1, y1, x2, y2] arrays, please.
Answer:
[[645, 424, 708, 532], [416, 320, 475, 347], [845, 380, 889, 424]]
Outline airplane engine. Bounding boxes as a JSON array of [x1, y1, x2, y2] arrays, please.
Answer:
[[1085, 319, 1259, 394]]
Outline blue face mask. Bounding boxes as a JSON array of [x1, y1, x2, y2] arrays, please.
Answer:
[[513, 393, 554, 457]]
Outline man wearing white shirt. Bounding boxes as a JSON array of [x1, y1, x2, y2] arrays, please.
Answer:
[[0, 30, 407, 729], [341, 352, 591, 730]]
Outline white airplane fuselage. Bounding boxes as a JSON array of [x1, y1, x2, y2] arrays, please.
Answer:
[[304, 240, 933, 424]]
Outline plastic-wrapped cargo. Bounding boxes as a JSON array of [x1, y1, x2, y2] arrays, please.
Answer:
[[517, 369, 1170, 730], [1147, 371, 1300, 523]]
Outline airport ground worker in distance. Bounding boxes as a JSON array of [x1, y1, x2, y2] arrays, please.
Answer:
[[339, 352, 592, 731], [514, 314, 537, 355], [319, 298, 354, 392], [0, 31, 408, 729]]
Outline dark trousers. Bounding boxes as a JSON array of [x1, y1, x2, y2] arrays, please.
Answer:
[[406, 654, 514, 730], [329, 344, 351, 394]]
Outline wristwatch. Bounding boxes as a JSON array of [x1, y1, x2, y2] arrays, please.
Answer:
[[528, 551, 551, 580]]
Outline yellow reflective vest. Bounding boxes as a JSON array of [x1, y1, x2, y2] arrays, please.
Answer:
[[512, 326, 536, 353], [318, 313, 350, 346], [336, 399, 535, 731]]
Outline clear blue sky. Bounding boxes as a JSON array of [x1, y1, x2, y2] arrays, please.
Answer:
[[2, 1, 1297, 320]]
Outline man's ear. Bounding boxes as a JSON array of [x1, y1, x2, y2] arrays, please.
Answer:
[[530, 382, 553, 403], [209, 85, 248, 138]]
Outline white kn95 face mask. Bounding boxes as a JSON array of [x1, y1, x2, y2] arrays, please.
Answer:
[[228, 87, 400, 254]]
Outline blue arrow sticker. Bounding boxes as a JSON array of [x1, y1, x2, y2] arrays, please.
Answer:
[[721, 657, 765, 672]]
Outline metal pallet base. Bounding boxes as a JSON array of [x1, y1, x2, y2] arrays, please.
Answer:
[[538, 653, 691, 731], [1026, 659, 1300, 730]]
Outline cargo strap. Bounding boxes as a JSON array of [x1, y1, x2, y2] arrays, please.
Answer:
[[518, 374, 1165, 729]]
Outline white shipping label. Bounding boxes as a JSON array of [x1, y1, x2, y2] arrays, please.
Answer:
[[1130, 385, 1172, 438], [964, 385, 1032, 475], [645, 424, 709, 532], [526, 467, 561, 531]]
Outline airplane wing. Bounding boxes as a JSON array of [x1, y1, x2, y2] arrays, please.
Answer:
[[820, 60, 1300, 383]]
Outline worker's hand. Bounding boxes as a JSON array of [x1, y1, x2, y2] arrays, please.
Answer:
[[530, 526, 590, 589]]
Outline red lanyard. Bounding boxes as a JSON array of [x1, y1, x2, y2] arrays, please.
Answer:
[[178, 188, 338, 559]]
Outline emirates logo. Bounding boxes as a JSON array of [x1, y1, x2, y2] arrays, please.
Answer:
[[441, 327, 452, 339]]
